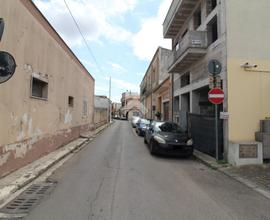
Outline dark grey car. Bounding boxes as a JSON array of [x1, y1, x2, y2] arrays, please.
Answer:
[[144, 121, 193, 157]]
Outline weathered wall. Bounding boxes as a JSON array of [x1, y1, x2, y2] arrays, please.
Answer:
[[94, 96, 109, 128], [0, 0, 94, 177], [140, 47, 171, 120], [121, 92, 141, 119], [94, 109, 108, 128], [226, 0, 270, 142]]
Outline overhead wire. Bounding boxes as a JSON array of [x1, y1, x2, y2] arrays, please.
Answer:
[[63, 0, 107, 79]]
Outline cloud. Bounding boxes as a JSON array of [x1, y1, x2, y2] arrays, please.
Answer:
[[132, 0, 172, 61], [34, 0, 135, 46], [106, 77, 139, 93], [95, 85, 108, 94], [107, 61, 126, 74], [111, 96, 121, 103], [136, 72, 144, 76]]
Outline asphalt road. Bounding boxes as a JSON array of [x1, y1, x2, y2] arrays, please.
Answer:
[[26, 120, 270, 220]]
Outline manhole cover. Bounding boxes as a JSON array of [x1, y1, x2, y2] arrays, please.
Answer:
[[0, 182, 56, 218]]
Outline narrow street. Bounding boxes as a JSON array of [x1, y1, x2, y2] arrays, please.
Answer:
[[23, 120, 270, 220]]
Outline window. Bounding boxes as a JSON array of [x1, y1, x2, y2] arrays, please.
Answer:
[[194, 7, 202, 30], [207, 16, 218, 45], [181, 72, 190, 87], [68, 96, 74, 107], [31, 77, 48, 99], [207, 0, 217, 15]]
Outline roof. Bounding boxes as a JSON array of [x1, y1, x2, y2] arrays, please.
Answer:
[[21, 0, 94, 81]]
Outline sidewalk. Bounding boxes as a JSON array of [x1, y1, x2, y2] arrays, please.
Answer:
[[194, 150, 270, 200], [0, 122, 113, 206]]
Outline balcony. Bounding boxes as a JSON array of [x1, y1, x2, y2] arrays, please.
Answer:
[[167, 31, 207, 73], [163, 0, 198, 38]]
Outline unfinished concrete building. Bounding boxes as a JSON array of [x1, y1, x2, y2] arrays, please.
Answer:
[[163, 0, 270, 165]]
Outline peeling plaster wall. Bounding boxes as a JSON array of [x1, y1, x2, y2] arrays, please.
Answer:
[[0, 0, 95, 177]]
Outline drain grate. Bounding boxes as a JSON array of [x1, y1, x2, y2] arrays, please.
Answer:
[[0, 182, 56, 217]]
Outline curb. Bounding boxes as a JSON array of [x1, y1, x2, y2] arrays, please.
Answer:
[[193, 150, 270, 200], [0, 122, 113, 206]]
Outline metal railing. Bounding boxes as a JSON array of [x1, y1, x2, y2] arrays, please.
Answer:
[[168, 31, 208, 69]]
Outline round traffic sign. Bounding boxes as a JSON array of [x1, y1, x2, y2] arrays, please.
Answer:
[[0, 51, 16, 84], [208, 59, 222, 75], [208, 88, 224, 105]]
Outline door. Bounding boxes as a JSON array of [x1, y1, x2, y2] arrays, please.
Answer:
[[163, 101, 169, 121]]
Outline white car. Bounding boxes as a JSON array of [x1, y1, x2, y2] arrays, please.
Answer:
[[131, 116, 140, 128]]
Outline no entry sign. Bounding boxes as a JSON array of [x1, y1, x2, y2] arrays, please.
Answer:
[[208, 88, 224, 105]]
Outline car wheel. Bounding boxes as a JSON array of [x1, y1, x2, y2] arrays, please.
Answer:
[[149, 140, 157, 155], [185, 149, 194, 158], [144, 136, 147, 144]]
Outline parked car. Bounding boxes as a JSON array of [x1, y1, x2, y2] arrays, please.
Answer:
[[120, 115, 127, 120], [131, 116, 140, 128], [144, 121, 193, 157], [135, 119, 150, 136]]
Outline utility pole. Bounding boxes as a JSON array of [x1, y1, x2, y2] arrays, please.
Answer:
[[109, 76, 112, 123]]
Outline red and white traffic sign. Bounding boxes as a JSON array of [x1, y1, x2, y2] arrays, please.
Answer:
[[208, 88, 224, 105]]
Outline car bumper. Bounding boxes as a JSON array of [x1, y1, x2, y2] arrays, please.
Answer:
[[156, 143, 193, 156], [137, 129, 146, 136]]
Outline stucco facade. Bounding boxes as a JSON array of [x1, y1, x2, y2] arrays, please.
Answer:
[[0, 0, 95, 176], [94, 96, 110, 128], [120, 92, 141, 119], [140, 47, 172, 121]]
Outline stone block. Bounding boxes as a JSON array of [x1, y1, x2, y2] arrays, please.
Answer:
[[228, 142, 263, 166]]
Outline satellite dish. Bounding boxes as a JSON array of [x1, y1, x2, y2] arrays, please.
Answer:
[[0, 18, 4, 41], [0, 51, 16, 84]]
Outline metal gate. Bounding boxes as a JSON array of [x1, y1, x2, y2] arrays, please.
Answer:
[[189, 113, 223, 158]]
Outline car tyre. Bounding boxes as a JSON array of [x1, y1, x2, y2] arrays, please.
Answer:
[[149, 140, 157, 155], [185, 149, 194, 158], [144, 137, 147, 144]]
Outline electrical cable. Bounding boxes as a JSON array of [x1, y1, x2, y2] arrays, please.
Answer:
[[63, 0, 107, 78]]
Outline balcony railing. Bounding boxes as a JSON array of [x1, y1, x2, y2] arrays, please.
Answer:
[[168, 31, 208, 73]]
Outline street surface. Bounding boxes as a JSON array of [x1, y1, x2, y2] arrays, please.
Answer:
[[26, 120, 270, 220]]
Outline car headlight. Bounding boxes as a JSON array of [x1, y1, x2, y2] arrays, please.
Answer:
[[154, 135, 166, 144], [187, 139, 193, 146]]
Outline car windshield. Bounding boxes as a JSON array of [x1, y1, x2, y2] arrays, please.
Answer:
[[155, 122, 184, 133], [133, 117, 140, 122], [140, 119, 150, 125]]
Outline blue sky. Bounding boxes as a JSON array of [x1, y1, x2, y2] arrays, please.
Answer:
[[34, 0, 171, 102]]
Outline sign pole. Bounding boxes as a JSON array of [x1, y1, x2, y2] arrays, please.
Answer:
[[215, 104, 219, 160], [208, 59, 223, 161]]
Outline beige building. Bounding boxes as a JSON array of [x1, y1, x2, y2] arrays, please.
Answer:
[[163, 0, 270, 165], [94, 96, 110, 128], [111, 102, 121, 118], [120, 92, 141, 119], [140, 47, 172, 121], [0, 0, 95, 177]]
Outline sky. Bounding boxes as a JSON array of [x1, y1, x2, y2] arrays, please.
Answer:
[[33, 0, 172, 102]]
